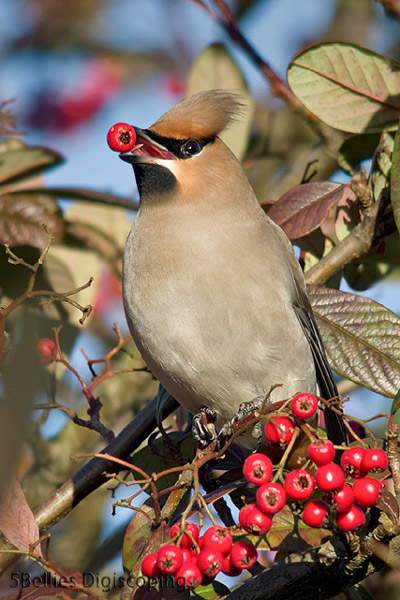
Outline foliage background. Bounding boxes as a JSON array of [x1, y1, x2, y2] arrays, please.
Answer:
[[1, 1, 400, 598]]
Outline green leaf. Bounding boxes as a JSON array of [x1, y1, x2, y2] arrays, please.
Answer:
[[390, 118, 400, 236], [130, 433, 195, 492], [347, 584, 376, 600], [0, 192, 64, 247], [186, 43, 253, 160], [308, 286, 400, 397], [0, 144, 63, 185], [122, 504, 168, 574], [370, 132, 394, 203], [391, 388, 400, 418], [192, 581, 231, 599], [338, 133, 381, 175], [245, 505, 330, 551], [287, 43, 400, 133], [14, 186, 139, 210]]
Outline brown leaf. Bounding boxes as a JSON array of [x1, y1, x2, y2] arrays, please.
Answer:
[[0, 477, 42, 557], [268, 182, 352, 239], [0, 192, 63, 247], [376, 487, 400, 523]]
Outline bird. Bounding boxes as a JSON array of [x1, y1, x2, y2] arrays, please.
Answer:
[[119, 89, 346, 452]]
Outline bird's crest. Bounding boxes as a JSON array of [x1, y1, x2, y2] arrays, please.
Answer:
[[150, 89, 244, 140]]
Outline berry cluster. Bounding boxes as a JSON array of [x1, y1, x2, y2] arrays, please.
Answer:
[[140, 522, 257, 590], [264, 392, 318, 446], [242, 440, 387, 534], [139, 392, 388, 590]]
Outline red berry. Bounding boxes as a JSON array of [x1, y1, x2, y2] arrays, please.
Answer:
[[340, 447, 366, 478], [141, 552, 161, 578], [316, 463, 345, 492], [107, 122, 136, 152], [196, 547, 223, 577], [361, 448, 388, 474], [290, 393, 318, 420], [230, 541, 257, 570], [243, 453, 273, 485], [170, 522, 199, 548], [156, 544, 183, 575], [181, 548, 194, 563], [302, 500, 329, 528], [239, 503, 257, 529], [243, 507, 272, 536], [284, 469, 315, 501], [308, 439, 335, 466], [175, 562, 202, 590], [353, 477, 382, 508], [37, 338, 57, 365], [221, 554, 242, 577], [202, 526, 232, 556], [257, 482, 286, 514], [336, 505, 365, 531], [327, 484, 354, 513], [265, 416, 296, 446]]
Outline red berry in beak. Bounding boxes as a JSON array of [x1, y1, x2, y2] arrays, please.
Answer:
[[107, 122, 136, 152]]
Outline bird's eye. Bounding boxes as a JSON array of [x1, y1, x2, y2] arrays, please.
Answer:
[[181, 139, 202, 156]]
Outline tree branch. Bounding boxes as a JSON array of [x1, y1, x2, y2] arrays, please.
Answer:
[[0, 393, 178, 575], [305, 180, 386, 287], [223, 519, 400, 600]]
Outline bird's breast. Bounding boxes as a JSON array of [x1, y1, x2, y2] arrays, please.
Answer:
[[122, 208, 316, 425]]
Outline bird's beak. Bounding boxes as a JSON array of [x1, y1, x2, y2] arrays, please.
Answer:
[[119, 127, 177, 164]]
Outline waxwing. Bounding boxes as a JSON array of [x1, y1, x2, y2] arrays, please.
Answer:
[[119, 90, 346, 451]]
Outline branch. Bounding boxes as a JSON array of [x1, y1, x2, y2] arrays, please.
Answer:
[[0, 393, 178, 575], [223, 519, 400, 600], [305, 175, 385, 287], [194, 0, 342, 148]]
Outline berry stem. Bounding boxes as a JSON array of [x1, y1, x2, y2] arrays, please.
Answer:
[[273, 427, 300, 482]]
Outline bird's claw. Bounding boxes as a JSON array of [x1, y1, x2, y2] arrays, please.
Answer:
[[192, 406, 218, 449]]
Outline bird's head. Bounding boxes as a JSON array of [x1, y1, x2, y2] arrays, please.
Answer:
[[119, 90, 245, 203]]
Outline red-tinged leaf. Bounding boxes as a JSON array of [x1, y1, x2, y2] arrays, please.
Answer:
[[0, 145, 63, 185], [308, 286, 400, 397], [390, 118, 400, 236], [268, 182, 351, 239], [0, 477, 42, 557], [288, 43, 400, 133], [0, 192, 63, 247]]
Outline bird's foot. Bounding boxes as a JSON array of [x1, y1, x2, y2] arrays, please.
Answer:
[[192, 406, 218, 450], [216, 396, 265, 449]]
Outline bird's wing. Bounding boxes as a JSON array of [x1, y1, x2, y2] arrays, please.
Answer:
[[294, 304, 347, 446], [266, 216, 347, 445]]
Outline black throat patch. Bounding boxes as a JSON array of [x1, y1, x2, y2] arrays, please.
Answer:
[[132, 162, 177, 200]]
